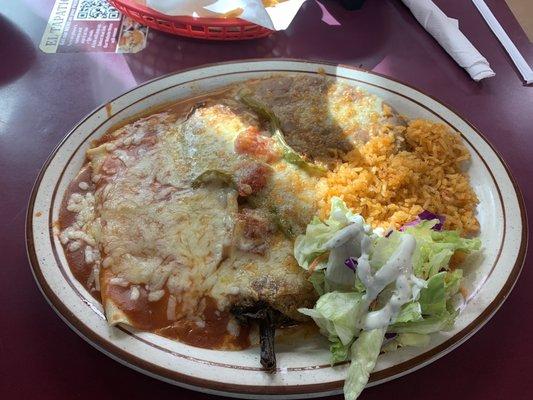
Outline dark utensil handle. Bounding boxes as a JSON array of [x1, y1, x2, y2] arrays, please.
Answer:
[[340, 0, 366, 10]]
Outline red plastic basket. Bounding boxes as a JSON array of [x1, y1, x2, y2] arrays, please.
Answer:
[[108, 0, 273, 40]]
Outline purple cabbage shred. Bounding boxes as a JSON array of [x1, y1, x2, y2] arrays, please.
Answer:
[[344, 257, 358, 272], [400, 210, 446, 232], [418, 210, 445, 230]]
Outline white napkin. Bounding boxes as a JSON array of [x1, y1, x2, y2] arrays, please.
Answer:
[[402, 0, 495, 81], [146, 0, 307, 31], [204, 0, 274, 29]]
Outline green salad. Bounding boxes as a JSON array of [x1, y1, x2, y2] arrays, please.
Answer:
[[294, 197, 481, 400]]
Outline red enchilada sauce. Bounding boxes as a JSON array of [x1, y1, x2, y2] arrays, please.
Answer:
[[156, 297, 251, 349], [59, 165, 100, 299]]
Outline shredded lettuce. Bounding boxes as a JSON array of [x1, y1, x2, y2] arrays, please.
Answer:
[[394, 302, 423, 324], [308, 271, 326, 296], [343, 328, 386, 400], [445, 269, 464, 299], [419, 272, 447, 316], [293, 199, 481, 400], [389, 271, 459, 335], [294, 197, 367, 270], [330, 337, 352, 364], [404, 220, 481, 279], [299, 291, 363, 346], [382, 333, 430, 352], [388, 309, 458, 334], [398, 332, 431, 347], [369, 230, 403, 269]]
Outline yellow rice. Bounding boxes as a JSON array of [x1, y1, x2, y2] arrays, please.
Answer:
[[317, 120, 479, 235]]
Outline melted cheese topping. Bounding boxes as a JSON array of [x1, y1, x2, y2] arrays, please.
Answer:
[[90, 110, 246, 319], [211, 234, 316, 320]]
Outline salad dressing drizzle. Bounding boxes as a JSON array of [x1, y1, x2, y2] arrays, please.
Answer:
[[358, 235, 417, 330]]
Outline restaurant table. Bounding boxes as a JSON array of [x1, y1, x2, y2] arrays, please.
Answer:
[[1, 0, 532, 399]]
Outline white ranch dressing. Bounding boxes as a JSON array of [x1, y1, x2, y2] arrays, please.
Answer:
[[322, 219, 421, 330], [324, 222, 366, 289], [356, 234, 417, 330]]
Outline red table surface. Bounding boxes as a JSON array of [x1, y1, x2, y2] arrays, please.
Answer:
[[1, 0, 532, 399]]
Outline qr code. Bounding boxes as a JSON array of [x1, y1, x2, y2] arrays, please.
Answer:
[[74, 0, 121, 21]]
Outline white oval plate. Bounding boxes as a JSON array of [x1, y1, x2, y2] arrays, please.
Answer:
[[27, 60, 527, 399]]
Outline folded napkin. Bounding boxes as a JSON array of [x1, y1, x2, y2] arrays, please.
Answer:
[[402, 0, 495, 81]]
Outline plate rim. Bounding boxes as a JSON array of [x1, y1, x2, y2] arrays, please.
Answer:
[[26, 58, 529, 396]]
